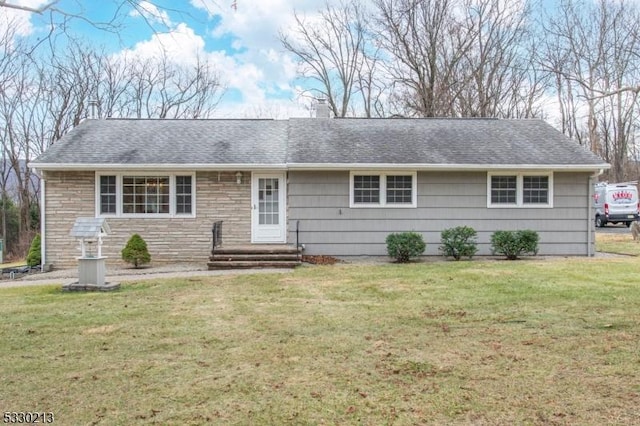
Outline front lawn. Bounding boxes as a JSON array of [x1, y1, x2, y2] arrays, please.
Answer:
[[596, 231, 640, 256], [1, 259, 639, 425]]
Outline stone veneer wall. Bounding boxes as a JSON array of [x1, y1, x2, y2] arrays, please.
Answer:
[[43, 170, 251, 269]]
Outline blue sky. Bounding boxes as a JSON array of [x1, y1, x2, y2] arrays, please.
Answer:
[[1, 0, 333, 118], [2, 0, 594, 122]]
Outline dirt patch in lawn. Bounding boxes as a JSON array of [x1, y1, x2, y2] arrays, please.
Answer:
[[302, 255, 343, 265]]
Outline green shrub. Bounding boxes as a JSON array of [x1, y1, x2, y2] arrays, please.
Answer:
[[439, 226, 478, 260], [386, 232, 426, 263], [490, 230, 539, 260], [26, 234, 41, 267], [121, 234, 151, 268]]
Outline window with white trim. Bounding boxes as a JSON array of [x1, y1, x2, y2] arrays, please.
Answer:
[[350, 172, 417, 208], [96, 173, 196, 217], [353, 175, 380, 204], [386, 175, 413, 204], [523, 176, 549, 204], [99, 175, 117, 214], [488, 172, 552, 208], [175, 176, 193, 214], [123, 176, 170, 214]]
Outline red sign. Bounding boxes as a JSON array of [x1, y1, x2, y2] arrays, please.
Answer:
[[612, 191, 634, 201]]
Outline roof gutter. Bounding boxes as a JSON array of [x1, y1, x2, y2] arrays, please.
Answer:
[[29, 162, 611, 173], [285, 163, 611, 172], [29, 163, 289, 172]]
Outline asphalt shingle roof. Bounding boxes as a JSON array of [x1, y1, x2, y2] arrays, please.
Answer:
[[34, 119, 288, 165], [32, 117, 607, 169], [287, 118, 605, 166]]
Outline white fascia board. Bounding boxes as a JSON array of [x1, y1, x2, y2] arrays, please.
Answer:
[[285, 163, 611, 172], [29, 163, 288, 171], [30, 162, 611, 173]]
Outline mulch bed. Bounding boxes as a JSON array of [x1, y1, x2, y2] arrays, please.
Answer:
[[301, 255, 342, 265]]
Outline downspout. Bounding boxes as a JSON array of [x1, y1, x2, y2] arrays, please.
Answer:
[[40, 173, 46, 271], [588, 169, 604, 257]]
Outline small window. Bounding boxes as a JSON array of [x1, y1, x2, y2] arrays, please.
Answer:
[[353, 175, 380, 204], [175, 176, 193, 214], [99, 175, 116, 214], [523, 176, 549, 204], [386, 175, 413, 204], [350, 172, 416, 208], [488, 173, 553, 208], [491, 175, 517, 204]]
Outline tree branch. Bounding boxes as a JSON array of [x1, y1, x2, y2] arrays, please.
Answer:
[[0, 0, 60, 15]]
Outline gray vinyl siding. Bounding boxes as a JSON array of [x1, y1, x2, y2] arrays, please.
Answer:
[[287, 170, 593, 257]]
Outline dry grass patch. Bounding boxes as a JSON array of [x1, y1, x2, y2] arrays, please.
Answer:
[[596, 231, 640, 256], [1, 260, 639, 425]]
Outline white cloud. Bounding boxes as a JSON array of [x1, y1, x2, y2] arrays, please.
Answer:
[[187, 0, 345, 109], [114, 0, 349, 116], [205, 0, 302, 90], [0, 0, 50, 39], [119, 0, 336, 112], [119, 22, 205, 64], [207, 50, 266, 105], [115, 20, 289, 111], [129, 0, 173, 28], [203, 0, 338, 51]]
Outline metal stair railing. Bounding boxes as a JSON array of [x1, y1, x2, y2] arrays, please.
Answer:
[[212, 221, 223, 256]]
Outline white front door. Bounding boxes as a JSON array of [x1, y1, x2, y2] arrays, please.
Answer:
[[251, 173, 286, 243]]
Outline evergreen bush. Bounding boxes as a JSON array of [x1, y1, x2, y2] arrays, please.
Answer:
[[26, 233, 41, 267], [439, 226, 478, 260], [121, 234, 151, 268], [490, 230, 539, 260], [386, 232, 426, 263]]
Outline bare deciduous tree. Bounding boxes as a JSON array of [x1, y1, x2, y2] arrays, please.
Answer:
[[0, 37, 225, 257], [541, 0, 640, 181], [373, 0, 545, 118], [280, 0, 384, 117], [0, 1, 205, 34], [454, 0, 546, 118], [374, 0, 464, 117], [123, 53, 224, 119], [0, 49, 40, 251]]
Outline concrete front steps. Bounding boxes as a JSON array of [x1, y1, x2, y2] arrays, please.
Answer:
[[208, 245, 302, 269]]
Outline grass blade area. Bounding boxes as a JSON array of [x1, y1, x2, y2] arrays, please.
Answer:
[[1, 259, 639, 425], [596, 232, 640, 256]]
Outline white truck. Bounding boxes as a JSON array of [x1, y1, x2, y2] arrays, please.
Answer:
[[594, 181, 640, 227]]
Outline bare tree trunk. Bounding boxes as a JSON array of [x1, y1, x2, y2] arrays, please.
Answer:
[[374, 0, 459, 117], [373, 0, 542, 118], [280, 1, 383, 117], [539, 0, 640, 180]]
